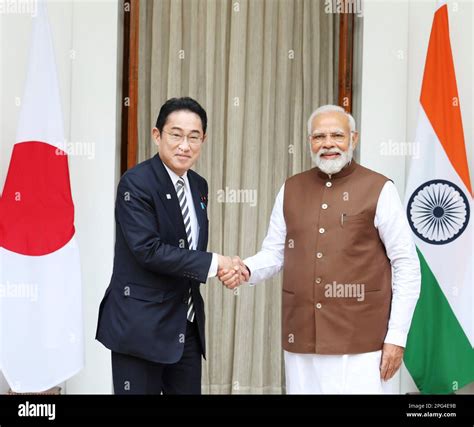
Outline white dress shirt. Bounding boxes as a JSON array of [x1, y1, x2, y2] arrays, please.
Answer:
[[163, 164, 218, 278], [244, 180, 421, 348]]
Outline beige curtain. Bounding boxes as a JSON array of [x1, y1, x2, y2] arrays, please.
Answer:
[[138, 0, 337, 394]]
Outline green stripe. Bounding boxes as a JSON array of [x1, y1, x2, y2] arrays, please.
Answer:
[[404, 249, 474, 394]]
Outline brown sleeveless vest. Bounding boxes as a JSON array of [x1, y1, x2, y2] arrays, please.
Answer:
[[282, 161, 392, 354]]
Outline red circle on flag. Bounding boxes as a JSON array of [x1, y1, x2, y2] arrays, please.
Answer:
[[0, 141, 75, 256]]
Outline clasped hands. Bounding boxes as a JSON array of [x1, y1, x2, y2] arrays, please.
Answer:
[[217, 255, 249, 289]]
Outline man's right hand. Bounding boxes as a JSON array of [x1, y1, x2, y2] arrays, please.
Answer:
[[217, 255, 250, 289]]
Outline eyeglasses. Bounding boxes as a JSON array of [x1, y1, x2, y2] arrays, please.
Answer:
[[309, 132, 351, 144], [162, 129, 204, 145]]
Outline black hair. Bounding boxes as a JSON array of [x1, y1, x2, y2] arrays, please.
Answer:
[[155, 97, 207, 134]]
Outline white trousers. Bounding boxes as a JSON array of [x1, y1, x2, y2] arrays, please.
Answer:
[[284, 350, 395, 394]]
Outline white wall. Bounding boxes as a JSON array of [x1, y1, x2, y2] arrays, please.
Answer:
[[65, 0, 122, 394], [359, 0, 473, 394], [0, 0, 121, 394]]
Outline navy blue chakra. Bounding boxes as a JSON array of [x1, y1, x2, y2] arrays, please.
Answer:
[[407, 179, 470, 245]]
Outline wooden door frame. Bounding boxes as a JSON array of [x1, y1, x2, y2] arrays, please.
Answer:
[[338, 8, 355, 112], [121, 0, 140, 174]]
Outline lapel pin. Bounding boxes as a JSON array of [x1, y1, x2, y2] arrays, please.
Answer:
[[166, 194, 171, 200], [201, 202, 206, 210]]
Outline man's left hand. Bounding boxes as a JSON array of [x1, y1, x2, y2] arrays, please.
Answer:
[[380, 343, 404, 381]]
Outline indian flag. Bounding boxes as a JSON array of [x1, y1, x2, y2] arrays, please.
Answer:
[[404, 3, 473, 394], [0, 1, 83, 392]]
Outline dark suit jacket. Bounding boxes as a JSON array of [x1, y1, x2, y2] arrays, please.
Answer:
[[96, 154, 213, 364]]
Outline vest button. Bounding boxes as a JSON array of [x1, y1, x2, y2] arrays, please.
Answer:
[[315, 277, 322, 284], [325, 182, 332, 188], [319, 227, 325, 234], [316, 252, 323, 259], [316, 303, 322, 309], [321, 203, 328, 209]]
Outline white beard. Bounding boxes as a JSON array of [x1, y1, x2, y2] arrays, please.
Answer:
[[311, 142, 354, 175]]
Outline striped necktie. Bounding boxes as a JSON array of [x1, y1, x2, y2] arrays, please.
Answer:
[[176, 177, 195, 322]]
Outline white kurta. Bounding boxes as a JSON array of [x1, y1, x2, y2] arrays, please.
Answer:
[[244, 179, 421, 394]]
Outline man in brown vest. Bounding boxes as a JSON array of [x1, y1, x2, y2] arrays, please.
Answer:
[[218, 105, 421, 393]]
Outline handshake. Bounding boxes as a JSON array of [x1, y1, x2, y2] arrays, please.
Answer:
[[216, 255, 250, 289]]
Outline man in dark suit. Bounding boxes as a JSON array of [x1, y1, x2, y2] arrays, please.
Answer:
[[96, 97, 244, 394]]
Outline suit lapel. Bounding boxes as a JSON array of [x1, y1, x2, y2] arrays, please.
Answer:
[[150, 154, 188, 246], [188, 172, 207, 251]]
